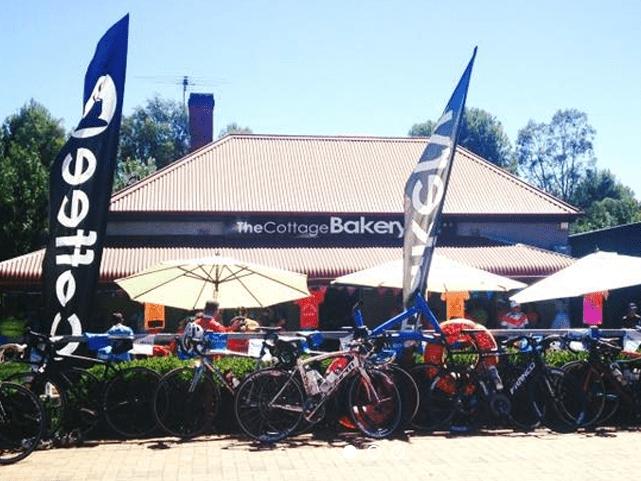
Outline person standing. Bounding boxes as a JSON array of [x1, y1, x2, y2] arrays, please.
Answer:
[[622, 302, 641, 328], [500, 301, 529, 329], [196, 301, 243, 332], [99, 312, 134, 361]]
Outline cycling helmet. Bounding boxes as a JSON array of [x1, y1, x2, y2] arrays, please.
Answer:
[[180, 321, 205, 355]]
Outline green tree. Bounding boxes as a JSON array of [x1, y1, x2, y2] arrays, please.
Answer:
[[408, 108, 513, 169], [515, 109, 596, 202], [113, 156, 157, 192], [570, 168, 641, 233], [0, 100, 66, 261], [119, 95, 189, 170], [572, 197, 641, 233], [218, 122, 253, 138], [408, 119, 435, 138]]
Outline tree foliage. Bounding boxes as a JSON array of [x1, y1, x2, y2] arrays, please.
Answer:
[[408, 119, 435, 138], [408, 107, 513, 169], [119, 95, 189, 170], [113, 157, 158, 192], [570, 169, 641, 233], [515, 109, 596, 202], [0, 100, 66, 261], [218, 122, 253, 138]]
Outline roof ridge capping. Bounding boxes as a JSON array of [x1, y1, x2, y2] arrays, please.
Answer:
[[214, 133, 426, 142], [455, 147, 580, 215]]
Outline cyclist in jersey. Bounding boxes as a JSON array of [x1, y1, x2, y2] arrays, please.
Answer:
[[500, 301, 529, 329]]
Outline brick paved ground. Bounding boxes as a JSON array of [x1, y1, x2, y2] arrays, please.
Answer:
[[3, 428, 641, 481]]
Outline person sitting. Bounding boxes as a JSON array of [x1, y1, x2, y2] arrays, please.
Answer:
[[500, 301, 529, 329]]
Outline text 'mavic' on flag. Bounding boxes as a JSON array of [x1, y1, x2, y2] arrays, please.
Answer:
[[42, 15, 129, 353], [402, 48, 477, 308]]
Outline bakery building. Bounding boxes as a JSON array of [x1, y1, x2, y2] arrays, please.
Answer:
[[0, 97, 579, 331]]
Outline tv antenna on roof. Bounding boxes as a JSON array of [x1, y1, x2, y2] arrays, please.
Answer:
[[133, 74, 227, 106]]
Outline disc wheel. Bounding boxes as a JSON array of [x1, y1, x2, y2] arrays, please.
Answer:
[[154, 367, 220, 439], [348, 369, 402, 439], [234, 368, 304, 443], [104, 367, 160, 438], [0, 382, 45, 465]]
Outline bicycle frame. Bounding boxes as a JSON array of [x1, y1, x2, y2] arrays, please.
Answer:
[[184, 337, 275, 395], [585, 349, 641, 408], [268, 347, 381, 420], [354, 293, 442, 337]]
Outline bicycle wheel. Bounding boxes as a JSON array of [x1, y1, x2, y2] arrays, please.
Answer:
[[388, 365, 419, 428], [104, 367, 160, 438], [501, 364, 543, 431], [544, 367, 588, 432], [153, 367, 220, 438], [561, 361, 607, 427], [348, 369, 402, 439], [59, 368, 102, 436], [444, 371, 483, 433], [234, 368, 304, 443], [424, 369, 480, 433], [409, 363, 443, 431], [0, 382, 45, 465], [6, 372, 65, 437]]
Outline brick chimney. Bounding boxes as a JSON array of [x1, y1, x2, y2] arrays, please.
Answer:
[[188, 93, 215, 151]]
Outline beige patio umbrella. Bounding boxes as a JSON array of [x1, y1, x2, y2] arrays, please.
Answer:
[[115, 255, 311, 310], [332, 254, 526, 292], [511, 251, 641, 304]]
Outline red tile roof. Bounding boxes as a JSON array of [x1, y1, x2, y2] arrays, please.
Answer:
[[109, 135, 579, 216], [0, 243, 574, 286]]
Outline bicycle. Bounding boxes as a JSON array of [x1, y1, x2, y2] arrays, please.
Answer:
[[350, 297, 486, 431], [234, 328, 402, 443], [0, 381, 45, 465], [561, 329, 641, 427], [153, 325, 292, 439], [4, 330, 160, 439], [497, 335, 587, 432]]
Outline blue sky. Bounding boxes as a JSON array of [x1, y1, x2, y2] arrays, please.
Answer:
[[1, 1, 640, 195]]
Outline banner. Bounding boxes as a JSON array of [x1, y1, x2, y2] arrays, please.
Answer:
[[402, 48, 477, 307], [42, 15, 129, 353]]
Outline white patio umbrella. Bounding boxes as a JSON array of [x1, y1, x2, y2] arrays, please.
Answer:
[[332, 254, 526, 292], [511, 251, 641, 304], [114, 255, 311, 310]]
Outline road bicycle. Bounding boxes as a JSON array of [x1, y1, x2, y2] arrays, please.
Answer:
[[497, 335, 587, 432], [350, 296, 485, 430], [408, 349, 501, 432], [234, 329, 402, 443], [0, 381, 45, 465], [153, 326, 296, 438], [3, 330, 160, 439], [561, 329, 641, 427], [410, 335, 587, 433]]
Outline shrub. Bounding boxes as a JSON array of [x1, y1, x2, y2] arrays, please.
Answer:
[[0, 361, 29, 380]]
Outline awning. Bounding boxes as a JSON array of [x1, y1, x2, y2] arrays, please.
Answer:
[[0, 243, 574, 287]]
